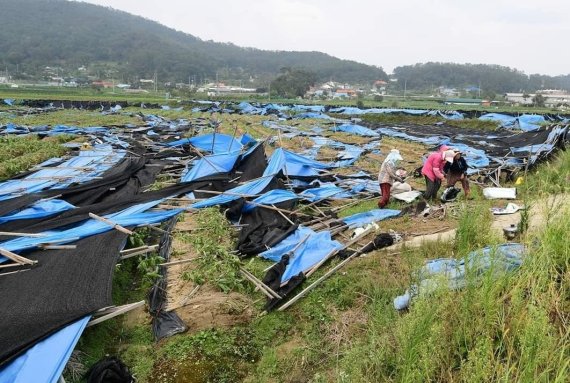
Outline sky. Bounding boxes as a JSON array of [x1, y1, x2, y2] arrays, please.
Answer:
[[81, 0, 569, 76]]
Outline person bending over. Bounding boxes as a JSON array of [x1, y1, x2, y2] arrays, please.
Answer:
[[443, 151, 470, 198], [421, 145, 455, 201], [378, 149, 405, 208]]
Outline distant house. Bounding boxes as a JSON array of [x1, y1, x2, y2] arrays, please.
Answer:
[[333, 88, 357, 99], [91, 81, 113, 88], [438, 87, 460, 97], [505, 91, 569, 107]]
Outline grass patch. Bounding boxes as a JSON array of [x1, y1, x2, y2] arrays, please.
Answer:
[[0, 135, 73, 180]]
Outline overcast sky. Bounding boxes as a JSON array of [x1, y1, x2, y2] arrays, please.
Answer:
[[81, 0, 569, 76]]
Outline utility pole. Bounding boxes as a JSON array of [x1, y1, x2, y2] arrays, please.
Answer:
[[404, 79, 407, 99], [478, 79, 482, 98]]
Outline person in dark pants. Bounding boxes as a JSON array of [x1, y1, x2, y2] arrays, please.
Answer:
[[444, 151, 470, 198], [421, 146, 455, 201]]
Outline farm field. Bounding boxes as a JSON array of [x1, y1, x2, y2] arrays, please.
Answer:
[[0, 98, 568, 383]]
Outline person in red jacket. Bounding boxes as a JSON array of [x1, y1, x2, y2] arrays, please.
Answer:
[[421, 145, 455, 201]]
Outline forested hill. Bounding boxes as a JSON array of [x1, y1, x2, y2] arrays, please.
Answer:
[[393, 62, 570, 94], [0, 0, 387, 83]]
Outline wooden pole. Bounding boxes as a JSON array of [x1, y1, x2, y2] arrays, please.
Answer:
[[88, 213, 133, 235], [0, 231, 46, 238], [277, 241, 372, 311], [87, 301, 145, 327], [240, 268, 281, 299], [0, 247, 37, 265]]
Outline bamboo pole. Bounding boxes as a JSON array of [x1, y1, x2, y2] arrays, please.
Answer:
[[88, 213, 133, 235], [0, 247, 37, 265], [87, 301, 145, 327], [0, 231, 46, 238], [277, 241, 372, 311], [240, 268, 281, 299]]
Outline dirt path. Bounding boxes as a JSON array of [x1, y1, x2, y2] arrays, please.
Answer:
[[385, 193, 569, 250]]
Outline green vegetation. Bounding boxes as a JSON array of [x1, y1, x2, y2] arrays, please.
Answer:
[[361, 113, 500, 131], [180, 208, 243, 293], [270, 68, 317, 98], [0, 0, 386, 84], [0, 135, 73, 180], [393, 62, 570, 93]]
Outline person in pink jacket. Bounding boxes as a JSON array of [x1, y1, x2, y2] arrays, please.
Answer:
[[421, 145, 455, 201]]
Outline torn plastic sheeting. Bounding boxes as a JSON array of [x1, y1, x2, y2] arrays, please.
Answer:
[[377, 127, 449, 146], [293, 112, 331, 120], [292, 105, 324, 113], [242, 189, 298, 213], [479, 113, 518, 127], [1, 124, 29, 135], [263, 148, 331, 177], [181, 151, 241, 182], [259, 226, 343, 283], [342, 209, 401, 229], [191, 176, 274, 208], [332, 124, 379, 137], [166, 133, 243, 154], [0, 316, 90, 383], [0, 199, 75, 224], [0, 145, 126, 200], [447, 142, 490, 168], [392, 191, 422, 203], [394, 243, 524, 310], [3, 99, 14, 106], [483, 187, 516, 200], [299, 184, 352, 202], [0, 200, 181, 258], [518, 114, 545, 132]]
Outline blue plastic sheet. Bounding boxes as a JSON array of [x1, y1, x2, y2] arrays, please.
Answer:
[[377, 127, 449, 145], [191, 176, 274, 208], [0, 200, 181, 258], [260, 226, 343, 282], [3, 99, 14, 106], [0, 316, 90, 383], [394, 243, 525, 310], [299, 184, 352, 202], [518, 114, 545, 131], [242, 189, 298, 213], [264, 148, 331, 178], [293, 112, 331, 120], [0, 145, 126, 201], [166, 133, 243, 153], [333, 124, 379, 137], [182, 152, 240, 182], [342, 209, 401, 228], [0, 200, 75, 223]]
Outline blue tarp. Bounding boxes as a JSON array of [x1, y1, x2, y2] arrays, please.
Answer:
[[0, 145, 126, 201], [3, 99, 14, 106], [166, 133, 243, 153], [0, 200, 75, 223], [242, 189, 298, 213], [293, 112, 331, 120], [342, 209, 401, 228], [299, 184, 352, 202], [333, 124, 379, 137], [264, 148, 331, 178], [181, 152, 240, 182], [518, 114, 545, 131], [0, 200, 181, 258], [0, 316, 90, 383], [191, 176, 274, 208], [260, 226, 343, 283], [394, 243, 525, 310], [329, 107, 464, 120], [377, 127, 449, 146]]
